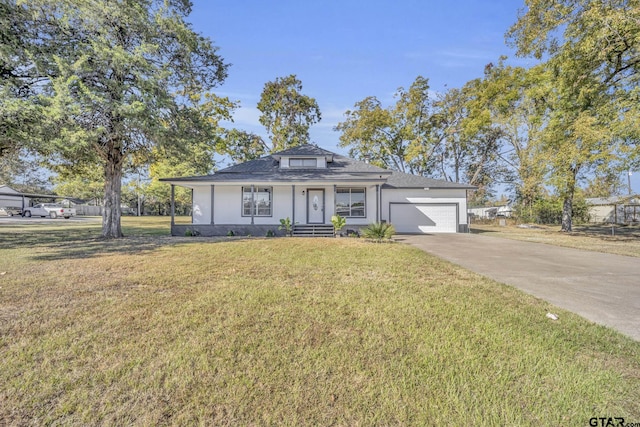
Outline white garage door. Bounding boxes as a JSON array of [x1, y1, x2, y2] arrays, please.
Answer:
[[390, 203, 458, 233]]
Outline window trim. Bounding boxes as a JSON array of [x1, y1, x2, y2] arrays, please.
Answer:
[[335, 187, 366, 218], [241, 186, 273, 217]]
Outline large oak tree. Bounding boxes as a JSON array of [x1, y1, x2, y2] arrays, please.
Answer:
[[508, 0, 640, 231], [257, 74, 321, 152], [5, 0, 229, 237]]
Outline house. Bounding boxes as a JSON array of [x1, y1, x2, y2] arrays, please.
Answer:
[[586, 195, 640, 224], [160, 145, 476, 236], [0, 185, 31, 215]]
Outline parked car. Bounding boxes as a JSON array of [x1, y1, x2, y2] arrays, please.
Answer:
[[1, 207, 22, 216], [23, 203, 76, 219]]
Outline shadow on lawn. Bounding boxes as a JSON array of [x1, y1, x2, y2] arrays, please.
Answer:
[[1, 227, 251, 261]]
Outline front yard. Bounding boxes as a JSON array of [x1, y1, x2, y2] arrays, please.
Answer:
[[1, 218, 639, 425]]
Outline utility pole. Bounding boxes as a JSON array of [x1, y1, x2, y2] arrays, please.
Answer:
[[629, 170, 633, 195]]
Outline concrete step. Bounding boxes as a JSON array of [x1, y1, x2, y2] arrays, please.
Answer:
[[292, 224, 335, 237]]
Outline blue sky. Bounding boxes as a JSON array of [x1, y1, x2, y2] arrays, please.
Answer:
[[188, 0, 639, 193]]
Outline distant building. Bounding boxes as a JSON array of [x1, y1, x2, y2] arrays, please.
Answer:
[[468, 205, 512, 220], [586, 195, 640, 224], [0, 185, 31, 214]]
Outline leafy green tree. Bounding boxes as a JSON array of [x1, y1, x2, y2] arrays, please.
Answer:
[[257, 74, 321, 151], [430, 84, 503, 189], [507, 0, 640, 231], [0, 149, 50, 192], [8, 0, 229, 238], [470, 62, 549, 211], [221, 129, 266, 163], [50, 163, 105, 205], [0, 0, 51, 158], [336, 76, 434, 174]]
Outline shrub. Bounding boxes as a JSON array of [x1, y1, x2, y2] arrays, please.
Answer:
[[362, 222, 395, 241], [227, 230, 235, 237], [516, 196, 590, 225], [331, 215, 346, 234], [265, 229, 275, 238], [184, 228, 200, 237], [278, 217, 293, 236]]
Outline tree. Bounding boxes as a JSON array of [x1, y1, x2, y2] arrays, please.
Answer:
[[50, 163, 104, 205], [9, 0, 229, 238], [471, 62, 549, 211], [0, 0, 51, 158], [221, 129, 266, 163], [0, 148, 50, 192], [257, 74, 321, 151], [429, 84, 503, 189], [507, 0, 640, 231], [336, 76, 434, 174]]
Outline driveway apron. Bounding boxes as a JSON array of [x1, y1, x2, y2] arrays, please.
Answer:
[[398, 233, 640, 341]]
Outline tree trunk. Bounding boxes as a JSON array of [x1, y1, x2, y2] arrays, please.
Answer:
[[561, 195, 573, 232], [102, 147, 124, 238]]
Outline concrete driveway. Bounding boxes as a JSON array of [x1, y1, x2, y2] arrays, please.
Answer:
[[397, 233, 640, 341]]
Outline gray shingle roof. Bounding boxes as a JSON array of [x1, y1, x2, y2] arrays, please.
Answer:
[[160, 144, 475, 189], [382, 171, 477, 189], [271, 144, 336, 157]]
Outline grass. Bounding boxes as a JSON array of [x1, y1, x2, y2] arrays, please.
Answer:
[[472, 222, 640, 258], [1, 218, 639, 425]]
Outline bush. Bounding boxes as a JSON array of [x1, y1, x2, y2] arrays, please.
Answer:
[[515, 196, 590, 225], [331, 215, 346, 234], [362, 222, 395, 241], [278, 217, 293, 236]]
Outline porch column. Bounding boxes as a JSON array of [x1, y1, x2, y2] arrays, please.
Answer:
[[191, 188, 194, 223], [210, 185, 215, 225], [250, 184, 255, 225], [170, 184, 175, 226], [333, 185, 337, 218], [375, 184, 380, 223], [291, 185, 295, 223]]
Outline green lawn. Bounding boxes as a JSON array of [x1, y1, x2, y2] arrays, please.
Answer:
[[1, 218, 639, 425]]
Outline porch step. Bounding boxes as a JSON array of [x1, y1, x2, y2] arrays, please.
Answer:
[[292, 224, 335, 237]]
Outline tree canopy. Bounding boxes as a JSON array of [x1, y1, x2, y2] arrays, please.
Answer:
[[3, 0, 230, 237], [257, 74, 321, 152]]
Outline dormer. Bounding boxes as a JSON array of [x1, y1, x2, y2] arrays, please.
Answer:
[[278, 156, 329, 169], [271, 144, 335, 169]]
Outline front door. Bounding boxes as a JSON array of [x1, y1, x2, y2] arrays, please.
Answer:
[[307, 189, 324, 223]]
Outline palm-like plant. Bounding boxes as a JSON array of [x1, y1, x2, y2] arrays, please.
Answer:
[[362, 222, 395, 241]]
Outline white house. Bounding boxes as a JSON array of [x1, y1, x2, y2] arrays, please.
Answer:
[[160, 145, 476, 236]]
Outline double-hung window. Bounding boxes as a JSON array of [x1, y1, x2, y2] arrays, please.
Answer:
[[242, 187, 272, 216], [335, 188, 366, 217]]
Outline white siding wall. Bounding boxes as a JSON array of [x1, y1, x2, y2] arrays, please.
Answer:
[[192, 186, 211, 224], [190, 183, 382, 225], [381, 188, 469, 226]]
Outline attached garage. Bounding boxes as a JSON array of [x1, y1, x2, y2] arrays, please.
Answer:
[[390, 203, 458, 233]]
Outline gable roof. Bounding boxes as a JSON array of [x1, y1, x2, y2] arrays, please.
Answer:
[[160, 144, 476, 189]]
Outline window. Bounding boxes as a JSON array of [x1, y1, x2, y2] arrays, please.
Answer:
[[335, 188, 366, 217], [289, 158, 317, 167], [242, 187, 272, 216]]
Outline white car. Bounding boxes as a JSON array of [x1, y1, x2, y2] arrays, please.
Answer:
[[23, 203, 76, 219]]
